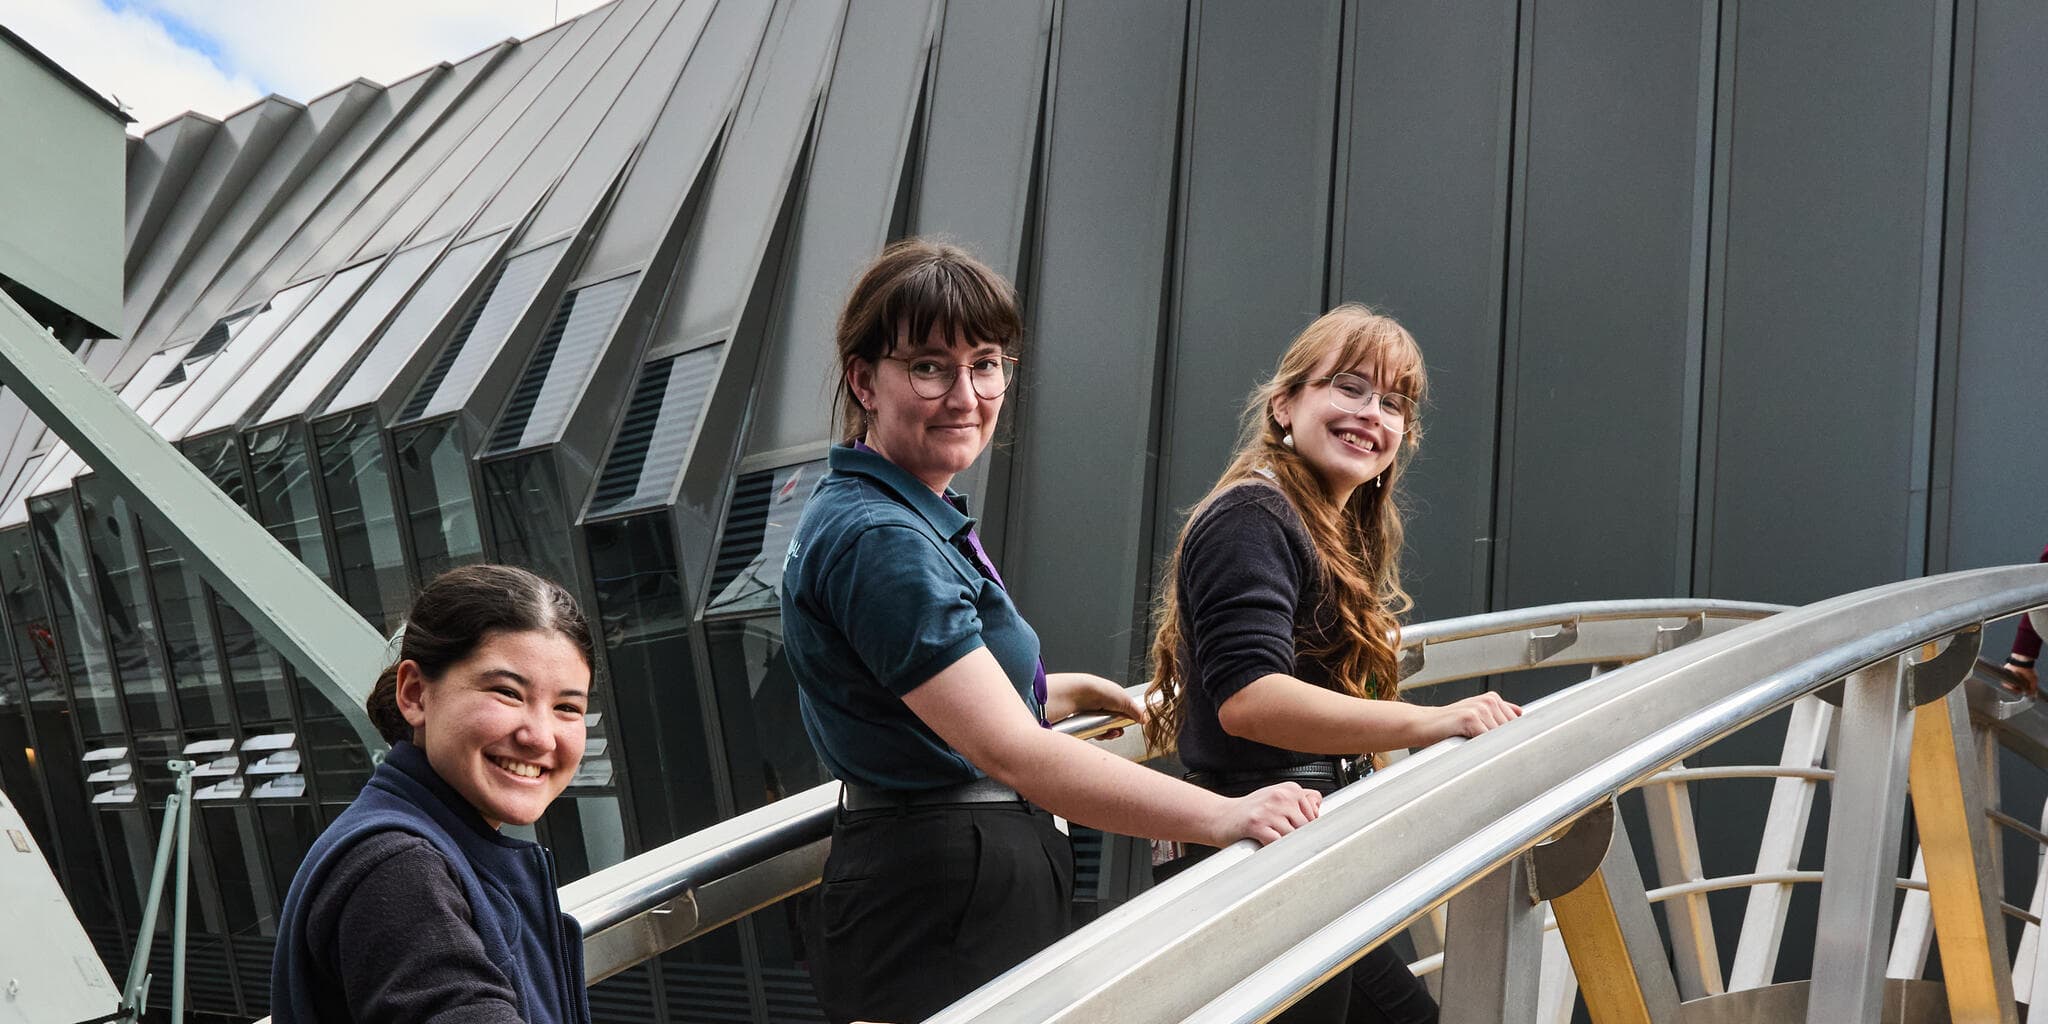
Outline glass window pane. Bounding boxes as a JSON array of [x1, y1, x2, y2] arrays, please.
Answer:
[[585, 513, 720, 843], [706, 459, 826, 618], [260, 242, 442, 425], [140, 521, 232, 729], [312, 411, 410, 634], [392, 420, 482, 583], [183, 437, 294, 727], [76, 477, 173, 733], [704, 618, 828, 808], [403, 239, 571, 425], [245, 423, 332, 583], [587, 344, 724, 519], [486, 272, 636, 455], [478, 455, 579, 591], [322, 231, 506, 418], [28, 493, 123, 739]]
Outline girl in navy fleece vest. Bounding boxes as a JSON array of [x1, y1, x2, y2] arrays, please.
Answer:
[[274, 565, 595, 1024]]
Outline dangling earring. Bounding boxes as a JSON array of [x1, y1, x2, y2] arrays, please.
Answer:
[[1374, 474, 1382, 491], [1281, 432, 1294, 448]]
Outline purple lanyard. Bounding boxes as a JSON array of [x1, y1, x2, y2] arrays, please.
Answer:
[[855, 443, 1051, 718]]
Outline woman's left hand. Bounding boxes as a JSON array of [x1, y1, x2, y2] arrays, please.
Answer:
[[1044, 672, 1147, 738]]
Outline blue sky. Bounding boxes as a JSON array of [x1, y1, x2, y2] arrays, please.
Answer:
[[2, 0, 610, 132]]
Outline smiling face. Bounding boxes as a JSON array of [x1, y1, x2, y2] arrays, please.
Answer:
[[1271, 354, 1407, 506], [396, 629, 590, 829], [847, 326, 1005, 494]]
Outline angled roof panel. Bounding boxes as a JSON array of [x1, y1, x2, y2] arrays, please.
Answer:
[[186, 256, 383, 437], [658, 0, 846, 352], [398, 237, 570, 424], [576, 0, 775, 281], [142, 72, 430, 352], [256, 238, 443, 425], [129, 83, 382, 349], [126, 114, 219, 270], [744, 0, 938, 458], [319, 229, 509, 418], [426, 0, 679, 243], [150, 278, 321, 443], [483, 0, 712, 242], [360, 14, 611, 255], [242, 43, 518, 326], [909, 0, 1054, 277]]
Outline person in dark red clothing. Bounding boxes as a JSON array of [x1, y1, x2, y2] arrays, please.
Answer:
[[2004, 543, 2047, 693]]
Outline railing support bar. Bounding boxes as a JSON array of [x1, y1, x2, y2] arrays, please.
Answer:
[[1544, 803, 1680, 1024], [1732, 694, 1834, 989], [1908, 683, 2016, 1022], [1806, 658, 1917, 1024], [1642, 771, 1724, 998], [1440, 856, 1542, 1024]]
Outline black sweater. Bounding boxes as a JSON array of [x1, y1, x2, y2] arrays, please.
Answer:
[[1175, 480, 1347, 774]]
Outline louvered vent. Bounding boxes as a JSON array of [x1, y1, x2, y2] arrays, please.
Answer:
[[186, 310, 246, 361], [587, 345, 722, 517], [488, 274, 633, 454], [709, 469, 776, 596], [397, 261, 507, 422]]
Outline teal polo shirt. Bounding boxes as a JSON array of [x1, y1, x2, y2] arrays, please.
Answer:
[[782, 443, 1043, 791]]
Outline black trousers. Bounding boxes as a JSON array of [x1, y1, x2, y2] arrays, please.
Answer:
[[1167, 775, 1439, 1024], [811, 800, 1073, 1024]]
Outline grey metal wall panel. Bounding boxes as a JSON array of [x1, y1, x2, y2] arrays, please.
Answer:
[[1942, 0, 2048, 584], [483, 0, 711, 242], [361, 16, 609, 256], [122, 98, 304, 337], [1331, 0, 1517, 621], [187, 257, 382, 438], [155, 279, 321, 443], [1499, 0, 1709, 608], [125, 115, 218, 273], [1001, 0, 1185, 681], [1701, 0, 1942, 603], [653, 1, 844, 354], [576, 0, 774, 282], [417, 0, 668, 243], [128, 86, 371, 350], [744, 0, 937, 459], [1157, 0, 1341, 554], [910, 0, 1052, 278], [250, 45, 517, 318], [146, 72, 438, 355]]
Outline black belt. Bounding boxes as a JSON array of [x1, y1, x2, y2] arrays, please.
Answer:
[[1182, 758, 1362, 794], [840, 776, 1025, 812]]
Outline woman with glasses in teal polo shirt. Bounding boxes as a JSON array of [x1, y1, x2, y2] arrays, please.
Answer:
[[781, 238, 1324, 1024]]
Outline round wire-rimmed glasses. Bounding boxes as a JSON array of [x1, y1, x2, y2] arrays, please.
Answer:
[[1310, 372, 1414, 435], [883, 354, 1019, 400]]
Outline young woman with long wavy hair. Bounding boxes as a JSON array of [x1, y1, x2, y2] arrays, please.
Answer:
[[1146, 305, 1521, 1024]]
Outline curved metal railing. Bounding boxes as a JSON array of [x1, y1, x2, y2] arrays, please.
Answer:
[[928, 564, 2048, 1023], [557, 598, 1782, 983]]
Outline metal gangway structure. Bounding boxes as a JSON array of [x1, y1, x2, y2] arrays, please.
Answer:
[[551, 572, 2048, 1024]]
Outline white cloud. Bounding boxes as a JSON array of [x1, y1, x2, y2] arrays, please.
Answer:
[[1, 0, 615, 134], [2, 0, 264, 131]]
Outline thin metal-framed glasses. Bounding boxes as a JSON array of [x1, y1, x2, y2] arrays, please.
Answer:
[[1310, 372, 1413, 434], [883, 354, 1019, 400]]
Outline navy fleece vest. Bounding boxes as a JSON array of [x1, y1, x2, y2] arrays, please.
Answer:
[[272, 741, 590, 1024]]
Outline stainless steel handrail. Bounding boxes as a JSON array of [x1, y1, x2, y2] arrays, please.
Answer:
[[558, 599, 1781, 983], [928, 564, 2048, 1023]]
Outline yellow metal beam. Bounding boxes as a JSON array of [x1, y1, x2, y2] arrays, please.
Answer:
[[1908, 683, 2016, 1023], [1545, 804, 1680, 1024]]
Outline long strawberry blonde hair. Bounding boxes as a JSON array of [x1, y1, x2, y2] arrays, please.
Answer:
[[1143, 304, 1427, 756]]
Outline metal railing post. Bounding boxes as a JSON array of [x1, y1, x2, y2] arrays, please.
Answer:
[[1806, 657, 1917, 1024]]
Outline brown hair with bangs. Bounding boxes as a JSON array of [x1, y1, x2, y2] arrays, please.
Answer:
[[834, 237, 1023, 444], [1144, 304, 1428, 761]]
